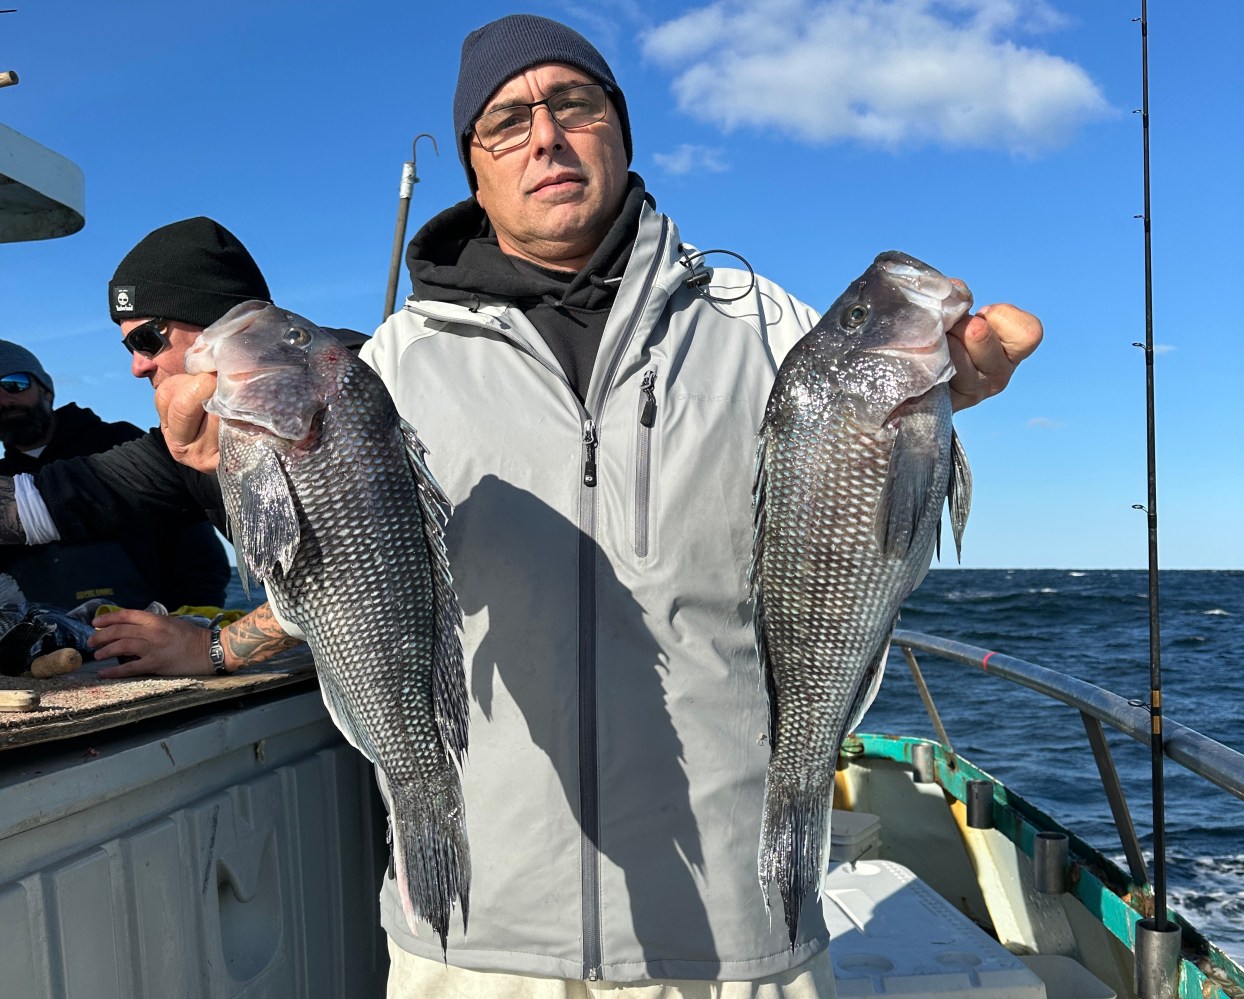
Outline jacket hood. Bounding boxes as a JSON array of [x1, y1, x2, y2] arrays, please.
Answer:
[[405, 173, 652, 312]]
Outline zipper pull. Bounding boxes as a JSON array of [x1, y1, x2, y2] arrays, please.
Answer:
[[639, 369, 657, 428], [582, 419, 598, 487]]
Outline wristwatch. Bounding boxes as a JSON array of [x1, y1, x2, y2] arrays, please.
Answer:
[[209, 626, 228, 676]]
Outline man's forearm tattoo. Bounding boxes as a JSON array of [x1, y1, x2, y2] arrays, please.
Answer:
[[0, 478, 27, 544], [222, 603, 304, 668]]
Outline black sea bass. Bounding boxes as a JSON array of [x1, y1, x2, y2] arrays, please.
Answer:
[[186, 301, 469, 952], [750, 251, 973, 944]]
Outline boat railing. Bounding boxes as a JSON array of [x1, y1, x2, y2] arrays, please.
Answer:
[[891, 628, 1244, 886]]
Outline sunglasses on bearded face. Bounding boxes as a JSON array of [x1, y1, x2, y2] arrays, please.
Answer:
[[0, 372, 34, 394], [122, 318, 171, 359]]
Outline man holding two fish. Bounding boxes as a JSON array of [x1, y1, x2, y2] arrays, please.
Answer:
[[5, 13, 1042, 998]]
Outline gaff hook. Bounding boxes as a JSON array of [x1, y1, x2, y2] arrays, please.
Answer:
[[384, 134, 440, 321]]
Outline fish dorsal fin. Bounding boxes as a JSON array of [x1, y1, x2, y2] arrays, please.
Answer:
[[231, 446, 301, 583], [946, 429, 972, 562], [400, 419, 468, 765], [873, 420, 935, 558]]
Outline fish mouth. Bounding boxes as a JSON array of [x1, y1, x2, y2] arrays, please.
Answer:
[[876, 251, 974, 322], [872, 340, 944, 356]]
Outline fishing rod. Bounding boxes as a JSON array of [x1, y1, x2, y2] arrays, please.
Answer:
[[383, 133, 438, 321], [1131, 3, 1181, 997]]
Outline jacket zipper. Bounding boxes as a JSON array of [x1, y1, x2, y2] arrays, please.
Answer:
[[634, 370, 657, 557], [582, 419, 598, 487], [577, 216, 671, 981]]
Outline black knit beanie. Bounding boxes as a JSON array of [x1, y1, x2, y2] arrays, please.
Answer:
[[108, 217, 272, 327], [453, 14, 632, 191]]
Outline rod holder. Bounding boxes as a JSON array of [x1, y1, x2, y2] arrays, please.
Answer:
[[1033, 831, 1069, 894], [966, 780, 994, 829], [1135, 917, 1181, 999], [911, 743, 934, 784]]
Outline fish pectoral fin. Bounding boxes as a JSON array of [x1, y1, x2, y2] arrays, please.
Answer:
[[946, 429, 972, 562], [235, 448, 302, 580], [874, 422, 937, 558]]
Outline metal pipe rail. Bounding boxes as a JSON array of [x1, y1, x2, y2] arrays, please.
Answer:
[[891, 629, 1244, 804]]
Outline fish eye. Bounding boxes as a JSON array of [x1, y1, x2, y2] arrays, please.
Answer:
[[841, 303, 870, 330], [284, 327, 312, 347]]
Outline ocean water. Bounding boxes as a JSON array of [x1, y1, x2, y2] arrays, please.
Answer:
[[864, 568, 1244, 962]]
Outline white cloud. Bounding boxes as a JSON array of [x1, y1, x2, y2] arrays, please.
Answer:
[[1153, 344, 1176, 355], [640, 0, 1110, 154], [653, 144, 730, 176], [1027, 416, 1064, 429]]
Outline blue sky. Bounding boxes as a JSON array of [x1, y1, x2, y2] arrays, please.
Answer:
[[1, 0, 1240, 570]]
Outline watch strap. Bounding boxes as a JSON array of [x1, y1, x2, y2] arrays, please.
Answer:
[[209, 626, 228, 675]]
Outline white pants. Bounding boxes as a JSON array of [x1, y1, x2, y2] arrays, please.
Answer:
[[386, 940, 838, 999]]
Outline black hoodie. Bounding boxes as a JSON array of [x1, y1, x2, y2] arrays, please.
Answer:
[[3, 403, 231, 609], [405, 174, 652, 402]]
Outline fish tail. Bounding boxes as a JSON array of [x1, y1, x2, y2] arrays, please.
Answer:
[[758, 766, 833, 949], [388, 771, 472, 957]]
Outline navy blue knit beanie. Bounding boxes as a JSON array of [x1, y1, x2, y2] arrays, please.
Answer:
[[453, 14, 632, 190], [108, 217, 271, 328]]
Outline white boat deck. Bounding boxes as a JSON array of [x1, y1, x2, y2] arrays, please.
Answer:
[[826, 810, 1117, 999]]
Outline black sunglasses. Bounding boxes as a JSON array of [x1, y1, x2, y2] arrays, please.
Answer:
[[0, 372, 34, 394], [122, 318, 172, 358]]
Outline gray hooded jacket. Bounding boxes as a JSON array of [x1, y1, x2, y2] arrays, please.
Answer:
[[362, 199, 825, 982]]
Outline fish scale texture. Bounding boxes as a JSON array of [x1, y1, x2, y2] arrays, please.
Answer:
[[750, 254, 966, 948], [209, 313, 468, 954]]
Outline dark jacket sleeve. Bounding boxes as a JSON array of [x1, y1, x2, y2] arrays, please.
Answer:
[[34, 431, 229, 542], [149, 520, 233, 608]]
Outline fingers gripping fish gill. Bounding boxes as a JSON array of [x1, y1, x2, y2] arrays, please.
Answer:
[[750, 251, 973, 946], [186, 301, 470, 954]]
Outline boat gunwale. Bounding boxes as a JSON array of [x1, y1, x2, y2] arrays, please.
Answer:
[[892, 628, 1244, 803]]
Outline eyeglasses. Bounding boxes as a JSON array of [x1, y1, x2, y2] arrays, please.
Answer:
[[0, 372, 33, 394], [122, 318, 171, 358], [472, 84, 613, 153]]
